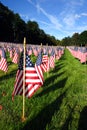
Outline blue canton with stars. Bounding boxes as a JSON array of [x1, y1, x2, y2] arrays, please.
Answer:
[[26, 54, 34, 67], [18, 52, 34, 70], [1, 48, 6, 58]]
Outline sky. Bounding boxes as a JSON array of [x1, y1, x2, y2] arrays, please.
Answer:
[[1, 0, 87, 40]]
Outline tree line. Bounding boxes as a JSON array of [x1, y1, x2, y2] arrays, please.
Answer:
[[0, 2, 87, 46]]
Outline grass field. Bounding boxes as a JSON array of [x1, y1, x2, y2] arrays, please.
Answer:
[[0, 49, 87, 130]]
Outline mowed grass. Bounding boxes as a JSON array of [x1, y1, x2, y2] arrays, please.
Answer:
[[0, 49, 87, 130]]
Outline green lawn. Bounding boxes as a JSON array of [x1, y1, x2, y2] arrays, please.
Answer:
[[0, 49, 87, 130]]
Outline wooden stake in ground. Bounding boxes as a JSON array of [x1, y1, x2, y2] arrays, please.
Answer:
[[21, 37, 26, 122], [46, 43, 49, 77]]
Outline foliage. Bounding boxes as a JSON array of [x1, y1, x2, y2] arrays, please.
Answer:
[[79, 31, 87, 46], [61, 36, 71, 46], [0, 2, 14, 42], [0, 49, 87, 130], [71, 33, 80, 46], [61, 31, 87, 46], [0, 2, 59, 45]]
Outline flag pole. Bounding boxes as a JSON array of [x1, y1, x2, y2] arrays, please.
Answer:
[[46, 43, 49, 77], [22, 37, 26, 122]]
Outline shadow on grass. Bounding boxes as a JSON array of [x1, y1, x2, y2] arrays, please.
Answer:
[[36, 58, 68, 97], [0, 69, 17, 82], [61, 104, 76, 130], [50, 64, 66, 75], [21, 91, 66, 130], [37, 76, 68, 97], [45, 58, 67, 88], [8, 61, 13, 66], [78, 106, 87, 130], [44, 70, 66, 87]]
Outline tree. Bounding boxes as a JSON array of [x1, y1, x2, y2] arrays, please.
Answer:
[[71, 33, 80, 46], [61, 37, 71, 46], [13, 13, 26, 43], [79, 31, 87, 46], [0, 2, 14, 42], [26, 21, 41, 44]]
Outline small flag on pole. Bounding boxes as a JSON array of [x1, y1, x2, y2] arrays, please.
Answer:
[[12, 52, 44, 98], [0, 47, 8, 72]]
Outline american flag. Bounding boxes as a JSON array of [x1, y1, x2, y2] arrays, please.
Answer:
[[12, 51, 43, 99], [12, 48, 19, 64], [35, 50, 44, 85], [0, 48, 8, 72], [25, 51, 43, 98], [12, 52, 23, 99], [42, 48, 49, 72], [49, 48, 55, 68]]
